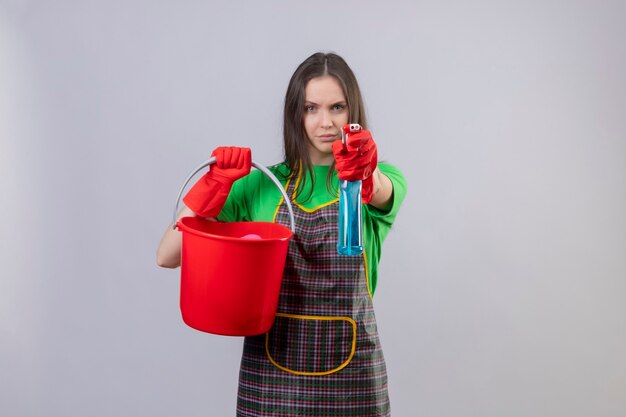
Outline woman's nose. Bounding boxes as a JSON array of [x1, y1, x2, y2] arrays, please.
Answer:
[[320, 110, 333, 128]]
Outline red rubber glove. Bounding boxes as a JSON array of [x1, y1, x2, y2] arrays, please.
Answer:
[[183, 146, 252, 218], [332, 129, 378, 204]]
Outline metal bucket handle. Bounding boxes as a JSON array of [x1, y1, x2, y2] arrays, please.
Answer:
[[173, 157, 296, 233]]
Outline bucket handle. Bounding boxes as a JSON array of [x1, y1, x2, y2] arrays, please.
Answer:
[[173, 157, 296, 233]]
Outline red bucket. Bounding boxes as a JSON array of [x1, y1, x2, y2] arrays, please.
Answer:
[[173, 158, 295, 336], [176, 218, 292, 336]]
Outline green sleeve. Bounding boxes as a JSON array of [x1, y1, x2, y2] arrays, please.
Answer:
[[363, 163, 407, 295], [367, 163, 407, 238]]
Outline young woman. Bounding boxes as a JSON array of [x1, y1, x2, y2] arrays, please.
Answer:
[[157, 52, 406, 417]]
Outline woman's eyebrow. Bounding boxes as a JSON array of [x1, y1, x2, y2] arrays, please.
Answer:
[[303, 100, 347, 107]]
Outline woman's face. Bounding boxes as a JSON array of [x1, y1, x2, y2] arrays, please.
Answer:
[[302, 75, 349, 165]]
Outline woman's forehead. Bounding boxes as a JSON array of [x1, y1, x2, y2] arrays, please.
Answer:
[[304, 76, 346, 103]]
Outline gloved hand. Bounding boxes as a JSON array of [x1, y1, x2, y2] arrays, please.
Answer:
[[332, 129, 378, 204], [183, 146, 252, 217]]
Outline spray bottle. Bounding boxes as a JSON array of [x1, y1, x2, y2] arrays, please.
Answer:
[[337, 123, 364, 256]]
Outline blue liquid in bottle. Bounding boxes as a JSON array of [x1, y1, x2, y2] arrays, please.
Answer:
[[337, 179, 364, 256]]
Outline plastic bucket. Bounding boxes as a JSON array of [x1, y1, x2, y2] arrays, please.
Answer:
[[173, 158, 295, 336]]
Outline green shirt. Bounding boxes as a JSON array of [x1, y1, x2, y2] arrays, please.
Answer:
[[217, 162, 407, 295]]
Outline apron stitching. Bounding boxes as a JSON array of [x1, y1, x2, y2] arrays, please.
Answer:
[[265, 313, 357, 376]]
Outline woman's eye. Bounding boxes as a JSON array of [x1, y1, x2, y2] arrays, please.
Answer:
[[305, 105, 316, 112], [333, 104, 346, 111]]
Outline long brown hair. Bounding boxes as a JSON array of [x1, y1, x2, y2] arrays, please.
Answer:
[[282, 52, 368, 199]]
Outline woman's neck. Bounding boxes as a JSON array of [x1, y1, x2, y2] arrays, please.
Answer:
[[309, 154, 335, 166]]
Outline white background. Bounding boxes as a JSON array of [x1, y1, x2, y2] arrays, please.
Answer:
[[1, 1, 625, 416]]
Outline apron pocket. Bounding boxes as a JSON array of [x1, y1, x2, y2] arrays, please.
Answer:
[[265, 313, 357, 376]]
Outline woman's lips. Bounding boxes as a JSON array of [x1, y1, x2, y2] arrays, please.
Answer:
[[318, 135, 339, 142]]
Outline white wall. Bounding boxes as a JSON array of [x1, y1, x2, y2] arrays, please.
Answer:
[[1, 1, 625, 416]]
